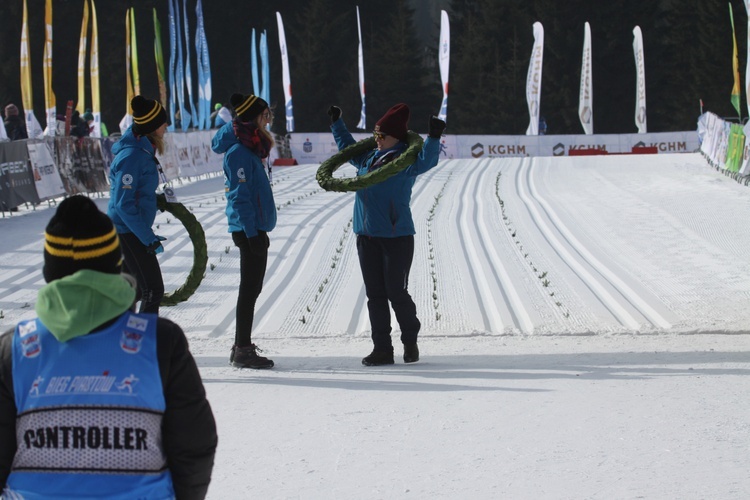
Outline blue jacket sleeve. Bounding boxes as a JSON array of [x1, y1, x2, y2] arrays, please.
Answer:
[[110, 150, 158, 246], [404, 136, 441, 177], [331, 119, 371, 169]]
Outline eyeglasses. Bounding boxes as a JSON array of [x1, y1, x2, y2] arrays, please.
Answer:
[[373, 131, 388, 140]]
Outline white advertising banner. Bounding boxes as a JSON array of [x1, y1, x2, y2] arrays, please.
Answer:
[[27, 142, 65, 200]]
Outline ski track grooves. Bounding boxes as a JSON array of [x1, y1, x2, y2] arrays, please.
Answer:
[[517, 158, 671, 330]]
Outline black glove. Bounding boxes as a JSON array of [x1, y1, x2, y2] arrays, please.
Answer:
[[327, 105, 341, 124], [248, 232, 268, 256], [146, 239, 164, 255], [428, 116, 446, 139]]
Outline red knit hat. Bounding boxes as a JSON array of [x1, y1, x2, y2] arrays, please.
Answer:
[[375, 103, 410, 142]]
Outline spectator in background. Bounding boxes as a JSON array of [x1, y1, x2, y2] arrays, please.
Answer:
[[0, 195, 217, 499], [82, 110, 95, 136], [210, 103, 221, 127], [214, 103, 232, 129], [70, 110, 89, 139], [3, 104, 27, 141]]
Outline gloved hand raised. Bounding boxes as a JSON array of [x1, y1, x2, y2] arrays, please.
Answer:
[[327, 105, 342, 124], [428, 116, 446, 139]]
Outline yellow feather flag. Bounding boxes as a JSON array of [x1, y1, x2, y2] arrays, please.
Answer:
[[730, 3, 742, 119], [76, 0, 89, 115], [124, 8, 134, 115], [90, 0, 102, 136], [130, 8, 141, 96], [20, 0, 32, 113], [43, 0, 56, 135]]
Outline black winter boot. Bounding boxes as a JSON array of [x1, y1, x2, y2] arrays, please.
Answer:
[[231, 344, 274, 369], [362, 349, 394, 366], [403, 343, 419, 363]]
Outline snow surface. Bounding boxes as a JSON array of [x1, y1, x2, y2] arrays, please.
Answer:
[[2, 152, 750, 499]]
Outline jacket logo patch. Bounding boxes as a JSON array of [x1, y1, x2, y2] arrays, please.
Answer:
[[18, 321, 38, 337], [122, 174, 134, 186], [21, 334, 41, 358], [120, 331, 143, 354], [126, 315, 149, 332], [238, 167, 246, 180]]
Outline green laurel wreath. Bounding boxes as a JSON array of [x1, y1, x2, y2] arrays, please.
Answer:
[[316, 131, 424, 192], [156, 193, 208, 306]]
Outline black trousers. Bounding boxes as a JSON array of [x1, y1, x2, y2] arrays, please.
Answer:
[[356, 235, 420, 351], [119, 232, 164, 315], [232, 231, 269, 347]]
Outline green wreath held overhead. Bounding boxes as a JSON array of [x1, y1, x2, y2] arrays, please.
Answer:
[[156, 193, 208, 306], [316, 130, 424, 192]]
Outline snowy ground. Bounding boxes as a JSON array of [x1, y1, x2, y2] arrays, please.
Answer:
[[2, 152, 750, 499]]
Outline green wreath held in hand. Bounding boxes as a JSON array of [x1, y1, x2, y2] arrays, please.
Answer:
[[156, 193, 208, 306], [316, 131, 424, 192]]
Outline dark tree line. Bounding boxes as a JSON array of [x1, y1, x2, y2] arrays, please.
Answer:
[[0, 0, 746, 136]]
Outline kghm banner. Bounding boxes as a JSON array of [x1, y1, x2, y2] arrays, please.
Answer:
[[579, 21, 593, 135], [437, 10, 450, 123], [632, 26, 647, 134], [356, 6, 366, 130], [277, 12, 294, 132], [525, 22, 544, 136]]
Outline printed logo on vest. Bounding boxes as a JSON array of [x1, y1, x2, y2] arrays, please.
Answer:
[[126, 315, 149, 332], [116, 374, 140, 393], [18, 320, 38, 337], [21, 334, 41, 358], [120, 331, 143, 354]]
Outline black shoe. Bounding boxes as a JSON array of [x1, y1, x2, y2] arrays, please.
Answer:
[[232, 344, 274, 369], [403, 343, 419, 363], [362, 349, 394, 366]]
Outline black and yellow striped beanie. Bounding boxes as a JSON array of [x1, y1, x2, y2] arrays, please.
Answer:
[[43, 196, 123, 283], [131, 95, 167, 136], [230, 93, 268, 122]]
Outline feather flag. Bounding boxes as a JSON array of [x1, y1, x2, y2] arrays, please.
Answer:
[[20, 0, 42, 138], [277, 12, 294, 131], [43, 0, 56, 136], [745, 0, 750, 117], [251, 29, 260, 96], [729, 3, 742, 119], [182, 0, 197, 129], [525, 22, 544, 136], [76, 0, 89, 115], [356, 6, 366, 129], [167, 0, 177, 131], [633, 26, 647, 133], [260, 30, 270, 108], [90, 0, 102, 137], [579, 22, 593, 135], [130, 8, 140, 96], [437, 10, 450, 123], [196, 0, 212, 130], [154, 9, 167, 110], [174, 0, 190, 131], [119, 8, 134, 133]]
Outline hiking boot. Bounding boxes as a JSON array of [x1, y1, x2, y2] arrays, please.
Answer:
[[403, 343, 419, 363], [231, 344, 274, 369], [362, 349, 394, 366]]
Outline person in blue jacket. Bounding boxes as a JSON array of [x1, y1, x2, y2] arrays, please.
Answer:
[[108, 95, 168, 315], [327, 103, 446, 366], [211, 93, 276, 369], [0, 195, 217, 499]]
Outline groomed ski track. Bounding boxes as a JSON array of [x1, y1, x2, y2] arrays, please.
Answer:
[[3, 152, 750, 343]]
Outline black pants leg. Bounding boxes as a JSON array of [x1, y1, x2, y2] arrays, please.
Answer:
[[119, 232, 164, 315], [357, 235, 420, 351], [232, 231, 268, 347]]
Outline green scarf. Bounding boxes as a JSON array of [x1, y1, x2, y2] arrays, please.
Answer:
[[35, 270, 137, 342]]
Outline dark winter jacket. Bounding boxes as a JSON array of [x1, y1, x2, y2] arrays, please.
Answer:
[[211, 121, 277, 238], [331, 118, 440, 237], [0, 272, 217, 499], [4, 115, 28, 141], [107, 126, 161, 246]]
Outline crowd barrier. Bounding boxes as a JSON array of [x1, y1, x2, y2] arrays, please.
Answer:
[[1, 127, 701, 214]]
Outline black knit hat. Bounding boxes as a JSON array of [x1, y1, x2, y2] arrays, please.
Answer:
[[43, 196, 123, 283], [230, 93, 268, 122], [131, 95, 167, 135]]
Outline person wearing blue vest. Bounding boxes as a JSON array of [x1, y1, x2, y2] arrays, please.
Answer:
[[0, 196, 217, 499], [212, 93, 276, 369], [328, 103, 446, 366], [108, 95, 169, 315]]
